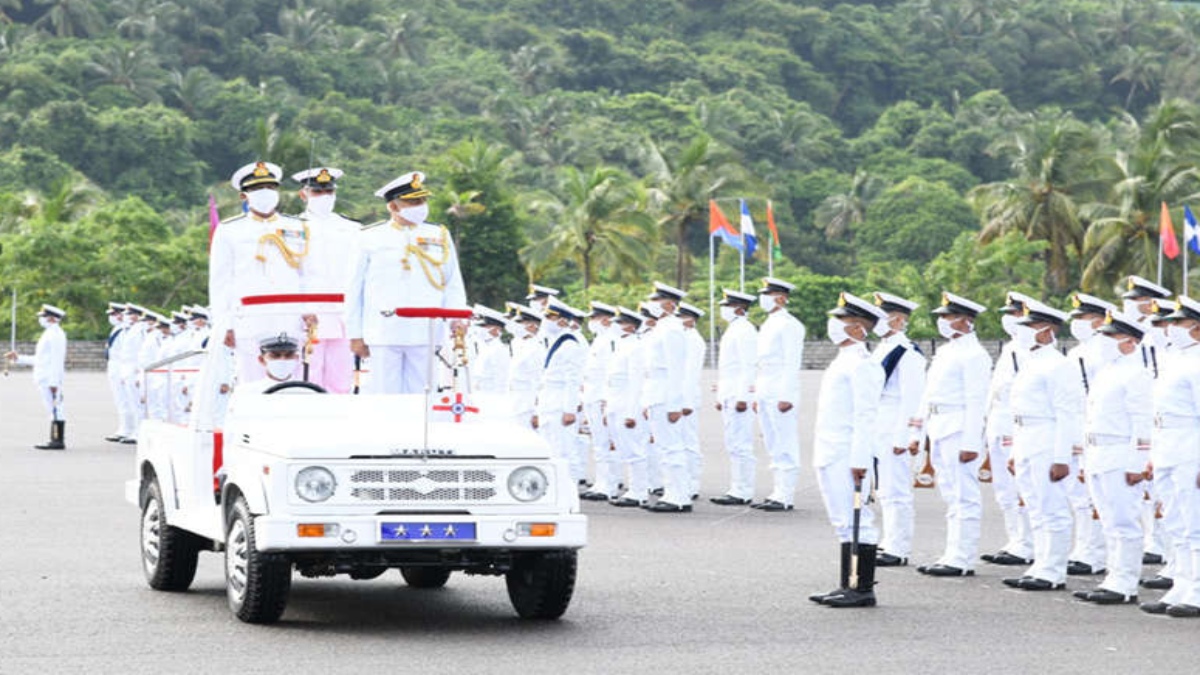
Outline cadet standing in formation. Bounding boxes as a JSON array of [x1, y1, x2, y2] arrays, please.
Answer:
[[581, 302, 619, 502], [679, 302, 707, 500], [469, 305, 511, 394], [711, 289, 758, 506], [103, 302, 129, 443], [639, 282, 691, 512], [536, 300, 587, 485], [5, 304, 68, 450], [754, 277, 805, 511], [607, 307, 649, 507]]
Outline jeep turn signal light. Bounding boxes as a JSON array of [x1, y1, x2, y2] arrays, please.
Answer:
[[297, 523, 339, 538], [517, 523, 556, 537]]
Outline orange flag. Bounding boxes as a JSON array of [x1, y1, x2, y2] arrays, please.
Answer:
[[1161, 201, 1180, 260]]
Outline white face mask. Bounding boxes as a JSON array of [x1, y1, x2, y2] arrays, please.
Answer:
[[826, 317, 853, 345], [936, 317, 960, 339], [108, 314, 121, 327], [719, 306, 738, 324], [872, 315, 905, 338], [170, 324, 183, 335], [1001, 314, 1022, 338], [644, 301, 666, 319], [265, 357, 297, 381], [38, 316, 51, 328], [758, 295, 778, 313], [1167, 324, 1197, 348], [1096, 335, 1126, 363], [1123, 299, 1150, 317], [542, 320, 564, 338], [305, 193, 336, 217], [1012, 323, 1038, 350], [1069, 318, 1096, 342], [587, 319, 603, 336], [399, 203, 429, 224], [245, 189, 280, 214]]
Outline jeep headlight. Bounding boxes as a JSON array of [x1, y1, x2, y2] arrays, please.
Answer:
[[295, 466, 336, 503], [507, 466, 548, 502]]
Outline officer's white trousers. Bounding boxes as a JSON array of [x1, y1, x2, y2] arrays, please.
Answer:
[[720, 401, 757, 500], [987, 434, 1034, 559], [647, 404, 689, 505], [681, 409, 702, 497], [1014, 447, 1073, 584], [758, 400, 799, 505], [816, 455, 878, 544], [1069, 454, 1107, 570], [609, 411, 649, 500], [876, 447, 915, 558], [538, 410, 582, 480], [586, 401, 619, 496], [37, 384, 65, 421], [106, 363, 127, 435], [1087, 465, 1144, 597], [365, 346, 432, 394], [931, 432, 982, 570], [120, 368, 142, 439], [1155, 461, 1200, 606]]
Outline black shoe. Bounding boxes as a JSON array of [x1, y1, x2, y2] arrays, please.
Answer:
[[691, 493, 699, 501], [876, 552, 908, 567], [1003, 576, 1033, 588], [1140, 601, 1170, 614], [1072, 590, 1093, 601], [34, 440, 66, 450], [1019, 578, 1066, 591], [756, 500, 793, 512], [824, 588, 876, 608], [577, 479, 592, 489], [1166, 604, 1200, 618], [580, 491, 610, 501], [709, 495, 752, 506], [1084, 589, 1138, 605], [1142, 552, 1165, 565], [104, 435, 125, 443], [1067, 561, 1104, 576], [982, 551, 1033, 566], [644, 501, 692, 513], [649, 487, 664, 497], [809, 588, 844, 604], [1140, 575, 1174, 590], [917, 564, 973, 577], [610, 497, 643, 508], [120, 438, 137, 445]]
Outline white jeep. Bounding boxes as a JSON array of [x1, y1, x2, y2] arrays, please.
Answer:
[[127, 302, 586, 624]]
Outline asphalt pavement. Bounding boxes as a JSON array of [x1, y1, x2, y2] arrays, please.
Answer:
[[1, 371, 1196, 674]]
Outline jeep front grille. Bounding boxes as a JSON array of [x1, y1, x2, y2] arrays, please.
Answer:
[[340, 467, 501, 504]]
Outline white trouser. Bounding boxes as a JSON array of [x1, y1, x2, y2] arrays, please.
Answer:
[[988, 434, 1034, 558], [682, 408, 702, 497], [307, 338, 353, 394], [37, 385, 65, 422], [647, 404, 689, 505], [609, 410, 649, 499], [876, 447, 915, 558], [365, 346, 432, 394], [1014, 449, 1073, 584], [121, 367, 142, 439], [720, 400, 757, 500], [106, 363, 126, 435], [1087, 466, 1144, 596], [1069, 454, 1106, 569], [146, 376, 168, 421], [816, 456, 878, 544], [1156, 462, 1200, 605], [758, 400, 799, 505], [586, 401, 619, 496], [931, 432, 982, 570]]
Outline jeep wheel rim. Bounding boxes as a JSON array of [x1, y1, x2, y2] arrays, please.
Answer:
[[226, 517, 249, 602], [140, 495, 161, 574]]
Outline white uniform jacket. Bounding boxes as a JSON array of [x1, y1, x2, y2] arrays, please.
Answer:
[[682, 328, 706, 410], [508, 334, 545, 417], [717, 316, 757, 403], [606, 333, 645, 421], [1009, 344, 1084, 464], [17, 323, 67, 387], [582, 331, 615, 406], [1150, 346, 1200, 469], [985, 341, 1025, 441], [472, 336, 511, 394], [755, 309, 805, 404], [1084, 351, 1153, 474], [208, 213, 307, 332], [871, 333, 927, 454], [299, 209, 360, 339], [538, 333, 585, 415], [916, 332, 992, 452], [812, 342, 885, 469], [640, 316, 687, 411]]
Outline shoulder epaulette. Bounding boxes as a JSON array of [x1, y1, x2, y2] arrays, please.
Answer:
[[361, 220, 387, 230], [219, 214, 247, 225]]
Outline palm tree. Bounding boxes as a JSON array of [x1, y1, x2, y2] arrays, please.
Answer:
[[87, 45, 165, 103], [112, 0, 181, 39], [521, 166, 658, 290], [33, 0, 104, 38], [2, 176, 103, 234], [509, 44, 556, 97], [165, 67, 217, 117], [969, 115, 1104, 294], [268, 0, 333, 51], [813, 169, 885, 240], [641, 135, 747, 288], [1110, 45, 1163, 111], [1, 0, 23, 23]]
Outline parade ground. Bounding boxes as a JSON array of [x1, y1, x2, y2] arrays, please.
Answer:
[[2, 372, 1197, 674]]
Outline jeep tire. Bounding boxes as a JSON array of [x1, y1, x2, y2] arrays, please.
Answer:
[[140, 479, 200, 591], [505, 550, 577, 620], [225, 497, 291, 624]]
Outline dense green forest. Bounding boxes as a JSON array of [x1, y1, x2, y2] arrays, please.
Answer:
[[3, 0, 1200, 339]]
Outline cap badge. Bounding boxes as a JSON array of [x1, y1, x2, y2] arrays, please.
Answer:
[[941, 293, 950, 306], [837, 292, 847, 307], [316, 169, 332, 184], [873, 292, 884, 306], [411, 174, 423, 190], [252, 162, 270, 177], [1104, 310, 1114, 325], [1071, 294, 1081, 308], [1127, 277, 1136, 291], [1150, 300, 1160, 314]]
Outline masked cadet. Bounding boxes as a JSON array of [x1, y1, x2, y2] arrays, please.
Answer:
[[470, 305, 510, 395], [292, 167, 360, 393], [133, 311, 162, 424], [536, 300, 587, 484], [1000, 300, 1084, 592], [977, 292, 1035, 567], [177, 307, 211, 421], [1064, 293, 1118, 578], [5, 304, 68, 450], [144, 314, 175, 421], [581, 302, 621, 502], [116, 305, 147, 443], [809, 292, 887, 608], [711, 289, 759, 506], [1140, 296, 1200, 617], [346, 171, 467, 394], [913, 292, 992, 577], [607, 307, 650, 507], [1070, 310, 1151, 605], [678, 302, 707, 500], [754, 277, 806, 511], [103, 302, 131, 442], [636, 282, 691, 512], [870, 292, 926, 568], [228, 334, 303, 401], [526, 284, 560, 314], [209, 161, 308, 385], [507, 304, 545, 431]]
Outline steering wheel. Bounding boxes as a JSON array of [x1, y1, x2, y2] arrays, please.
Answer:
[[263, 380, 327, 394]]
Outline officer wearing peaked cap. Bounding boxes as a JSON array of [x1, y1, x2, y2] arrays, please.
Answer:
[[104, 302, 131, 443], [914, 292, 993, 577], [1073, 310, 1152, 605], [526, 285, 560, 313], [5, 305, 68, 449], [754, 277, 806, 511], [507, 304, 546, 431], [292, 166, 360, 394], [1002, 300, 1086, 591], [1141, 296, 1200, 617], [536, 300, 587, 484], [607, 306, 651, 507], [677, 302, 707, 499], [228, 333, 304, 398], [115, 304, 147, 442], [346, 171, 467, 394], [711, 289, 759, 506], [869, 292, 926, 568], [470, 305, 510, 395], [581, 302, 621, 502], [639, 281, 692, 512], [810, 292, 886, 607]]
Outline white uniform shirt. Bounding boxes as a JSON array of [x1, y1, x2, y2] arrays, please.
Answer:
[[345, 220, 467, 346], [606, 332, 644, 420], [208, 213, 307, 332], [1085, 351, 1153, 474], [299, 209, 360, 339], [985, 340, 1025, 440], [916, 332, 992, 452], [17, 323, 67, 387], [812, 342, 885, 469], [538, 332, 585, 415], [582, 330, 616, 405], [117, 322, 145, 376], [105, 325, 124, 372], [472, 334, 511, 394], [717, 315, 757, 403], [1150, 346, 1200, 468], [640, 315, 687, 411], [755, 309, 805, 403], [1009, 344, 1084, 464], [682, 328, 706, 410], [508, 333, 545, 417], [871, 332, 927, 453]]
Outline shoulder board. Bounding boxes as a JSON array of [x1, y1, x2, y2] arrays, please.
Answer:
[[360, 220, 387, 231], [219, 214, 247, 225], [340, 215, 363, 225]]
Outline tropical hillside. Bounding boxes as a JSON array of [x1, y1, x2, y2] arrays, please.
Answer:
[[2, 0, 1200, 338]]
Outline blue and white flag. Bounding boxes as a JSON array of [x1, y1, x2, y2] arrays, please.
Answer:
[[1185, 205, 1200, 255], [739, 199, 757, 257]]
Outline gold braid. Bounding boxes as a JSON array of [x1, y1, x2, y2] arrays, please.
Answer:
[[401, 225, 451, 290], [255, 223, 311, 269]]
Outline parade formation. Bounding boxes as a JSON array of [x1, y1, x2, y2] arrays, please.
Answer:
[[5, 164, 1200, 623]]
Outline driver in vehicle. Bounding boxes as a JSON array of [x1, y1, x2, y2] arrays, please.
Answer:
[[237, 333, 303, 395]]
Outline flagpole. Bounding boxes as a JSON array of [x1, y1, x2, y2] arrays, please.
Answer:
[[738, 233, 745, 293], [1158, 236, 1164, 287], [1185, 240, 1191, 296], [709, 233, 716, 369]]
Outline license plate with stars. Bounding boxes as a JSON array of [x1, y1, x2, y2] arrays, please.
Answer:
[[380, 522, 477, 542]]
